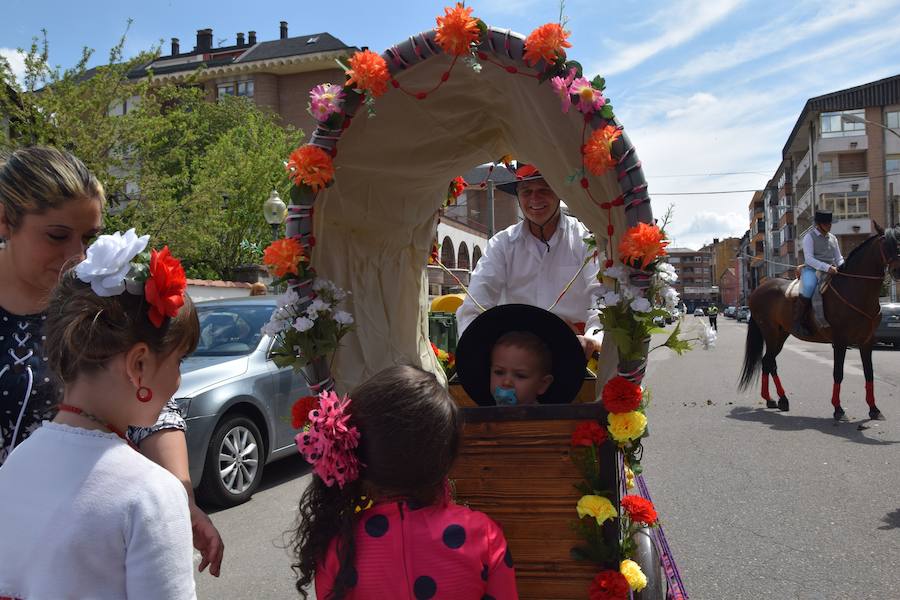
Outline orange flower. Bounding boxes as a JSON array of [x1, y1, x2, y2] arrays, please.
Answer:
[[618, 222, 669, 270], [583, 125, 622, 176], [345, 49, 390, 97], [263, 237, 307, 278], [286, 145, 335, 192], [435, 3, 482, 56], [523, 23, 572, 67]]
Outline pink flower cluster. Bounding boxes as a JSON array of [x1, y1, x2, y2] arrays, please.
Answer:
[[308, 83, 345, 123], [550, 68, 606, 115], [295, 390, 363, 488]]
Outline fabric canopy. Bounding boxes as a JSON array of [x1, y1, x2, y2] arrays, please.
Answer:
[[311, 42, 648, 392]]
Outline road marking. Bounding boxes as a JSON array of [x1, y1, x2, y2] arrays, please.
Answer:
[[783, 342, 864, 377]]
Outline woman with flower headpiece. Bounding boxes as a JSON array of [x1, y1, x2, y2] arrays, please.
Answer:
[[0, 147, 223, 577], [456, 164, 604, 360], [291, 365, 518, 599], [0, 228, 200, 598]]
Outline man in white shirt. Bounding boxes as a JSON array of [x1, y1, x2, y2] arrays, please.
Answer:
[[795, 210, 844, 336], [456, 165, 603, 358]]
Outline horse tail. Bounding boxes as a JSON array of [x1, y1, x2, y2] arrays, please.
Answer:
[[738, 316, 764, 391]]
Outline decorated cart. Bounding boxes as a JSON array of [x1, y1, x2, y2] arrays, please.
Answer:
[[261, 5, 701, 599]]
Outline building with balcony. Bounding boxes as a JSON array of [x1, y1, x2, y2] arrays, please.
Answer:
[[782, 74, 900, 264], [665, 247, 714, 311], [748, 190, 766, 291]]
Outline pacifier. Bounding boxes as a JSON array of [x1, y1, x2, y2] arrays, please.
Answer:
[[493, 386, 518, 406]]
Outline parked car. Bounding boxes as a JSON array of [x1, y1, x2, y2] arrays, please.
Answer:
[[693, 308, 704, 316], [724, 306, 737, 318], [175, 297, 312, 508], [736, 306, 750, 322], [874, 303, 900, 347]]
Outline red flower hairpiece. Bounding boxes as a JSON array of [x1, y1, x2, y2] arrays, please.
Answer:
[[295, 390, 363, 488], [144, 247, 187, 328]]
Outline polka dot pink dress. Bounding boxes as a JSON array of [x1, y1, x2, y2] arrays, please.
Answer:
[[316, 500, 518, 599]]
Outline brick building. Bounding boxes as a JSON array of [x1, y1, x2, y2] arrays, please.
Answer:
[[665, 247, 714, 311]]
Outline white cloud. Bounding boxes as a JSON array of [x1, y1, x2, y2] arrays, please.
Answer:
[[0, 48, 26, 85], [659, 0, 900, 83], [596, 0, 745, 76]]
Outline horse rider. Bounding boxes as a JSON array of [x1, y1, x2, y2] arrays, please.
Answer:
[[794, 210, 844, 336]]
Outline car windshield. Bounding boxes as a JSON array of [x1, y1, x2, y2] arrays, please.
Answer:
[[192, 304, 276, 357]]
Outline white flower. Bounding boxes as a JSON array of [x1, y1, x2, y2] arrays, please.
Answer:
[[602, 291, 621, 306], [622, 285, 640, 300], [630, 297, 652, 313], [311, 278, 329, 292], [261, 317, 287, 337], [308, 298, 330, 314], [661, 286, 680, 309], [276, 289, 299, 308], [603, 264, 629, 284], [333, 310, 354, 326], [293, 317, 315, 332], [656, 262, 677, 284], [699, 325, 717, 349], [75, 229, 149, 297]]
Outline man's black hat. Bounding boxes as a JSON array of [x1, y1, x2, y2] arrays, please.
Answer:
[[814, 210, 833, 224], [455, 304, 587, 406]]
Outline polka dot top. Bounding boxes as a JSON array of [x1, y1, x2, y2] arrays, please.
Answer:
[[0, 306, 60, 465], [316, 500, 518, 599]]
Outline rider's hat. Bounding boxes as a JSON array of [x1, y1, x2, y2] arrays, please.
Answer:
[[455, 304, 587, 406], [495, 164, 546, 195], [814, 210, 834, 224]]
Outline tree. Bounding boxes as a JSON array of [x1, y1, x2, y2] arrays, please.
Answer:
[[1, 27, 305, 280]]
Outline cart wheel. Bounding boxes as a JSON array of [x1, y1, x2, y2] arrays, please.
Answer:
[[632, 525, 667, 600]]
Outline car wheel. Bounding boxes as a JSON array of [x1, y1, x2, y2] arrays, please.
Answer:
[[198, 414, 265, 508]]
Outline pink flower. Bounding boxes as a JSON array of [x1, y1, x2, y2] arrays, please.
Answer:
[[295, 391, 363, 488], [308, 83, 345, 122], [550, 67, 576, 113], [570, 77, 606, 114]]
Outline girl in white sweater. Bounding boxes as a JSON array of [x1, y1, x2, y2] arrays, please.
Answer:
[[0, 231, 199, 599]]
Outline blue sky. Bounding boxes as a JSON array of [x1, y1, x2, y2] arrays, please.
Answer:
[[5, 0, 900, 248]]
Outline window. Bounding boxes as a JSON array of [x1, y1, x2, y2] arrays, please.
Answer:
[[217, 80, 254, 99], [820, 110, 865, 138], [821, 160, 833, 179], [819, 192, 869, 219], [887, 111, 900, 129], [887, 154, 900, 173]]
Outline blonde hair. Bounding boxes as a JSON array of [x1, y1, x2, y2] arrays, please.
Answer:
[[45, 270, 200, 384], [249, 282, 267, 296], [0, 146, 105, 230]]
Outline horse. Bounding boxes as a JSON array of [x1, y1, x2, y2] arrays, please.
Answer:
[[739, 223, 900, 421]]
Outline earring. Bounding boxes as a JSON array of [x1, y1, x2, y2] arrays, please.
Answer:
[[136, 378, 153, 403]]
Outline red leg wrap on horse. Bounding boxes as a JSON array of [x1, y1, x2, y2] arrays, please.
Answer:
[[761, 374, 771, 400], [773, 375, 786, 398], [831, 383, 841, 408], [865, 381, 875, 407]]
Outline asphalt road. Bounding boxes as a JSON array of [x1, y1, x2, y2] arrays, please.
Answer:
[[194, 316, 900, 599]]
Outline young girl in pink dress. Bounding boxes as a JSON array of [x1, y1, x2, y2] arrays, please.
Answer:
[[291, 365, 518, 599]]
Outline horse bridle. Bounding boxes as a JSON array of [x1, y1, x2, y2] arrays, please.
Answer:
[[826, 229, 900, 323]]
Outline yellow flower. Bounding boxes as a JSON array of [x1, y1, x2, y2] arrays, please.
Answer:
[[625, 465, 635, 490], [576, 495, 617, 526], [620, 559, 647, 591], [608, 411, 647, 443]]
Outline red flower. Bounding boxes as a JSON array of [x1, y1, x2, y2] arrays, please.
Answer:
[[583, 124, 622, 176], [571, 421, 607, 447], [263, 237, 307, 278], [291, 395, 319, 429], [601, 376, 643, 414], [589, 570, 630, 600], [621, 495, 658, 525], [434, 3, 482, 56], [523, 22, 572, 67], [145, 247, 186, 328], [345, 49, 390, 97], [285, 145, 335, 192], [619, 222, 669, 270]]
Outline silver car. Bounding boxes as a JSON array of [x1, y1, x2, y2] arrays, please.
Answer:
[[175, 297, 311, 507]]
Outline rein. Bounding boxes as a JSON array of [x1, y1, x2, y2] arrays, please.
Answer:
[[825, 234, 891, 323]]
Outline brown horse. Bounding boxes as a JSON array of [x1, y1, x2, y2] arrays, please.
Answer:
[[739, 223, 900, 421]]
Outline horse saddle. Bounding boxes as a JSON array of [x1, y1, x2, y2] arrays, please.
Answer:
[[785, 276, 830, 329]]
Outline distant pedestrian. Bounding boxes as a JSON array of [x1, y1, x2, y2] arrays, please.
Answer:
[[707, 305, 719, 331], [291, 365, 518, 600]]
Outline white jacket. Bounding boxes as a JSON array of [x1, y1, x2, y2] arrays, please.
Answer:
[[456, 214, 603, 342]]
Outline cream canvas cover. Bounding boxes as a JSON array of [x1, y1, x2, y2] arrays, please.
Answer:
[[311, 45, 637, 392]]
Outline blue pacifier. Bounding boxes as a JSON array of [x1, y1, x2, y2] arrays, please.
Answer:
[[493, 386, 518, 406]]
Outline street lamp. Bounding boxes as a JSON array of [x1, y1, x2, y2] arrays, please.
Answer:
[[262, 189, 286, 241]]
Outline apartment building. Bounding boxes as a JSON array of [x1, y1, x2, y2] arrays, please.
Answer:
[[665, 247, 714, 311], [782, 75, 900, 258], [747, 190, 766, 290]]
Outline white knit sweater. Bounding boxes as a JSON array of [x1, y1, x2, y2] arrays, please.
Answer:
[[0, 422, 195, 599]]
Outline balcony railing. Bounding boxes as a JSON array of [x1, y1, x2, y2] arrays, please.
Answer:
[[793, 148, 811, 187], [796, 188, 812, 213]]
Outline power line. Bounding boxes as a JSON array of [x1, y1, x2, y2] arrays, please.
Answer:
[[650, 170, 772, 178], [650, 171, 900, 196]]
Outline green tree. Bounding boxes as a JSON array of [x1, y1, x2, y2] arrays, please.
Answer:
[[1, 27, 305, 280]]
